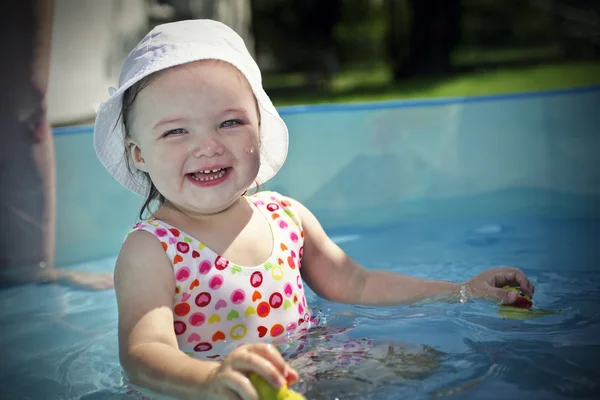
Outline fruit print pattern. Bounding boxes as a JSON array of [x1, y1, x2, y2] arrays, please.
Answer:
[[128, 191, 316, 360]]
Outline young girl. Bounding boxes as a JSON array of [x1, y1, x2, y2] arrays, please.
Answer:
[[94, 19, 535, 400]]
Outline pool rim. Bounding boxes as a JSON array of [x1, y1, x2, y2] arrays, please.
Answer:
[[52, 84, 600, 136]]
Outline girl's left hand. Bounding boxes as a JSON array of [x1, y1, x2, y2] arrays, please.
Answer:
[[463, 266, 535, 305]]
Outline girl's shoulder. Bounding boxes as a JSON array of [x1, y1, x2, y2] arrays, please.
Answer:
[[248, 190, 296, 208], [123, 218, 179, 254], [115, 219, 176, 283], [120, 218, 182, 268], [126, 217, 188, 247], [127, 217, 170, 238], [248, 190, 302, 224]]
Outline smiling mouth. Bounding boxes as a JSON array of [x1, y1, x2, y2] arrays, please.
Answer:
[[188, 168, 229, 182]]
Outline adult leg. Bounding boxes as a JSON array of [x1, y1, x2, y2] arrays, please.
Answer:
[[0, 0, 112, 289]]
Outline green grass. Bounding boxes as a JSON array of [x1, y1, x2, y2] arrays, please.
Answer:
[[452, 44, 563, 65], [266, 60, 600, 107]]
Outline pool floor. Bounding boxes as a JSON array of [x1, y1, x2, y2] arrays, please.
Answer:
[[1, 214, 599, 399]]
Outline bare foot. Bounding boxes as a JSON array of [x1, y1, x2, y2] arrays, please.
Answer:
[[57, 269, 114, 290], [38, 268, 114, 290]]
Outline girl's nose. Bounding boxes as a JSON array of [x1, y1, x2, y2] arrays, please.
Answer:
[[190, 136, 224, 158]]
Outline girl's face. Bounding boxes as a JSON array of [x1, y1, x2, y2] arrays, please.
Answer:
[[127, 60, 261, 215]]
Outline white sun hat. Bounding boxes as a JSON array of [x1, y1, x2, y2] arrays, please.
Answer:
[[93, 19, 288, 197]]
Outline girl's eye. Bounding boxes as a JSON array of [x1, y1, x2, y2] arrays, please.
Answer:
[[220, 119, 243, 128], [163, 128, 186, 136]]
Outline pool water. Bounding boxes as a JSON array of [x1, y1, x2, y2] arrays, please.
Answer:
[[1, 213, 599, 399]]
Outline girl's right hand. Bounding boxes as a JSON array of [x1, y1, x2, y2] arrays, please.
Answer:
[[202, 343, 298, 400]]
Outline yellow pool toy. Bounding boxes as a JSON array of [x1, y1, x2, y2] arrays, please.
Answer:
[[502, 285, 533, 309], [497, 286, 559, 320], [249, 373, 306, 400]]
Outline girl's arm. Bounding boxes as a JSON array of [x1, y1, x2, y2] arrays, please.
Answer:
[[115, 231, 220, 398], [294, 199, 533, 306], [115, 231, 294, 400]]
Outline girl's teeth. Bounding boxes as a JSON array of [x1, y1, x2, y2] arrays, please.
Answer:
[[199, 168, 222, 174], [191, 169, 226, 181]]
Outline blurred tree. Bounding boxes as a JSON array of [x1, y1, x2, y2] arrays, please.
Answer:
[[155, 0, 255, 55], [333, 0, 388, 66], [546, 0, 600, 59], [250, 0, 342, 76], [248, 0, 597, 92], [387, 0, 462, 79]]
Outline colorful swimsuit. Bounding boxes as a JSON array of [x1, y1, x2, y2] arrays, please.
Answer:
[[124, 191, 400, 399], [128, 191, 317, 360]]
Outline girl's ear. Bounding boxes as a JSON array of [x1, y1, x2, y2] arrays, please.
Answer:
[[126, 137, 148, 172]]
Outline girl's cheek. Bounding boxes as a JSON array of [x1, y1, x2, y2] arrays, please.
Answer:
[[154, 140, 183, 159]]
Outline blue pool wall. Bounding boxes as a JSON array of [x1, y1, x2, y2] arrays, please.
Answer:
[[52, 86, 600, 267]]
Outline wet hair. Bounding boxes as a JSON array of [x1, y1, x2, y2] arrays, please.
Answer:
[[121, 75, 164, 220], [120, 61, 262, 220]]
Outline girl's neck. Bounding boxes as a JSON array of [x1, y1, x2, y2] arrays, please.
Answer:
[[153, 195, 250, 229]]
